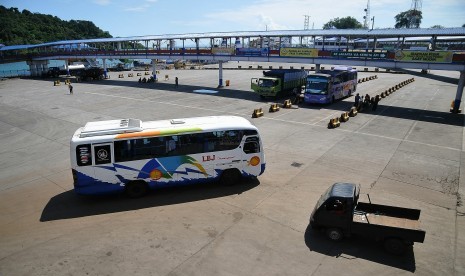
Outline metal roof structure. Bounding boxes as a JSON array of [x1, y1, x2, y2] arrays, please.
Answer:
[[2, 27, 465, 52]]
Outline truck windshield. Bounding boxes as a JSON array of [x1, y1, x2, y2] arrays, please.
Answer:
[[314, 186, 332, 210], [306, 79, 328, 95], [259, 79, 277, 87]]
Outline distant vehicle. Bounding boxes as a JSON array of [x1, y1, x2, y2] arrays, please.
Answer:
[[251, 69, 307, 98], [109, 63, 125, 72], [42, 67, 60, 78], [304, 66, 357, 104], [70, 116, 266, 198], [75, 67, 104, 81], [310, 182, 426, 255]]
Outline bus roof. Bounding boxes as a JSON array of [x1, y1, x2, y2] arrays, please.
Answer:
[[73, 116, 256, 141]]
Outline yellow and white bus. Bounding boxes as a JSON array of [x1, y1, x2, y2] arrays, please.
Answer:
[[70, 116, 265, 197]]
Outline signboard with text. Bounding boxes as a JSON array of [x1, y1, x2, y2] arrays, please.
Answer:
[[212, 47, 235, 56], [236, 48, 269, 57], [279, 48, 318, 58], [394, 50, 453, 63], [331, 51, 387, 59]]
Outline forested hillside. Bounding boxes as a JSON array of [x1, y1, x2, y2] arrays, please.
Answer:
[[0, 5, 112, 46]]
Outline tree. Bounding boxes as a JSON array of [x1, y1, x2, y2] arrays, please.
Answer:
[[323, 17, 363, 29], [430, 25, 444, 29], [0, 5, 112, 45], [394, 10, 422, 28]]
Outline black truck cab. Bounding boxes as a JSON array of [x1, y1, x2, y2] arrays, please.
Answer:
[[310, 182, 425, 254], [310, 182, 359, 235]]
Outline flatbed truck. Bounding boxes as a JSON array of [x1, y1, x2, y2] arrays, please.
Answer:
[[310, 182, 426, 254]]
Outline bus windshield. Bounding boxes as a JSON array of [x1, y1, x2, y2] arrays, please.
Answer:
[[306, 79, 328, 95], [259, 79, 278, 87]]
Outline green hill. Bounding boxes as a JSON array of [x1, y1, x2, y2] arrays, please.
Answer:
[[0, 5, 112, 46]]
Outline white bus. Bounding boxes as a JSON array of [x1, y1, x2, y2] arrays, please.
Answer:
[[71, 116, 266, 197]]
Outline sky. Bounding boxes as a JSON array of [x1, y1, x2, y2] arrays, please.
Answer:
[[2, 0, 465, 38]]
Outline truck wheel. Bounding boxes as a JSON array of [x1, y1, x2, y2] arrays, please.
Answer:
[[326, 228, 343, 241], [384, 238, 407, 255], [219, 169, 241, 186], [125, 180, 148, 198]]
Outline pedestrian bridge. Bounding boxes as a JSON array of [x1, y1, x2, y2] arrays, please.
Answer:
[[1, 27, 464, 110]]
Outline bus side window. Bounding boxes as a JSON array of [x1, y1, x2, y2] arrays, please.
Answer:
[[243, 137, 260, 154]]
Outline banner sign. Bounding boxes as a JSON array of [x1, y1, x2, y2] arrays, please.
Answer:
[[394, 50, 453, 63], [331, 51, 387, 59], [236, 48, 268, 57], [211, 47, 235, 56], [279, 48, 318, 58]]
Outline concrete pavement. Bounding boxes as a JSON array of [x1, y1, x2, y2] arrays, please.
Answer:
[[0, 63, 463, 275]]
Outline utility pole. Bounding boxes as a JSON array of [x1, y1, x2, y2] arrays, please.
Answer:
[[409, 0, 422, 28], [303, 15, 310, 46], [363, 0, 370, 29]]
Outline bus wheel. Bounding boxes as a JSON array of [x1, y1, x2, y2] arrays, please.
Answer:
[[326, 228, 343, 241], [219, 169, 242, 186], [125, 180, 148, 198], [384, 238, 407, 255]]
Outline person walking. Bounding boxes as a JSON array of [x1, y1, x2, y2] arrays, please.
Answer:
[[175, 77, 179, 88], [68, 84, 73, 95]]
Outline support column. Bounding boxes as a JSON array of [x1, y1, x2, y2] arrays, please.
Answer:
[[452, 70, 465, 113], [65, 59, 70, 76], [152, 59, 157, 82], [218, 61, 223, 88], [27, 60, 49, 77], [42, 62, 49, 76], [103, 58, 108, 79], [316, 64, 321, 73]]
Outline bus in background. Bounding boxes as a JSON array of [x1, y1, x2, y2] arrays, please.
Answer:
[[71, 116, 266, 197], [304, 66, 357, 104]]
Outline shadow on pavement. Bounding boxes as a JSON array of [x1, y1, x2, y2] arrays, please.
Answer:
[[32, 75, 464, 126], [40, 178, 259, 222], [299, 97, 464, 127], [304, 225, 417, 272]]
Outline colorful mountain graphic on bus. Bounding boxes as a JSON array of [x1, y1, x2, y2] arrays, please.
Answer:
[[138, 156, 208, 180]]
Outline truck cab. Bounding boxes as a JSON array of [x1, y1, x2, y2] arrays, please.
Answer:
[[251, 77, 281, 98], [310, 182, 359, 234], [310, 182, 426, 255]]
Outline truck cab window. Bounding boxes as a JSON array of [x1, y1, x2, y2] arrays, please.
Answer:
[[326, 199, 345, 212]]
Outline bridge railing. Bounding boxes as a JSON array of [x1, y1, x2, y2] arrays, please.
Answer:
[[1, 47, 464, 66]]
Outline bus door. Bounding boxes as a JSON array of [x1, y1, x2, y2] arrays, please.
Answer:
[[241, 136, 262, 175], [91, 143, 120, 184]]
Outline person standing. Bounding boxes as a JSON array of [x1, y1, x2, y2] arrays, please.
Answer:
[[354, 93, 360, 107], [68, 84, 73, 95], [372, 95, 380, 111], [175, 77, 179, 88]]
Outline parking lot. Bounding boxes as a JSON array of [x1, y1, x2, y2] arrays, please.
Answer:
[[0, 63, 464, 275]]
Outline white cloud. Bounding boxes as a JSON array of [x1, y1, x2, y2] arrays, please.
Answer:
[[124, 4, 150, 12], [93, 0, 111, 6]]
